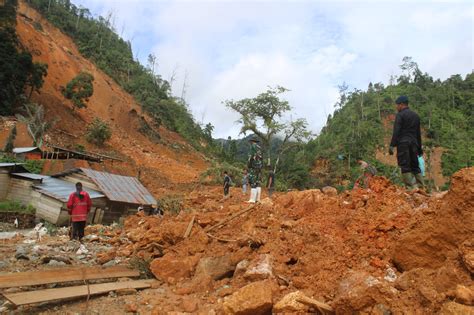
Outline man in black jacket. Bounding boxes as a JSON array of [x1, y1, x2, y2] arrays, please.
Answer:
[[389, 95, 424, 189]]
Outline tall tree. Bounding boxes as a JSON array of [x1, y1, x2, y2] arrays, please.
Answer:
[[224, 86, 311, 171]]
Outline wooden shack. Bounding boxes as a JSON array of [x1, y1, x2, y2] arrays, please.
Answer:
[[32, 176, 106, 225], [52, 168, 157, 223], [0, 163, 29, 200]]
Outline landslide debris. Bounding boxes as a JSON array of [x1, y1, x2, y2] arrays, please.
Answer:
[[101, 168, 473, 313]]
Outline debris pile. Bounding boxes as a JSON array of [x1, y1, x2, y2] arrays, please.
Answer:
[[100, 168, 473, 313], [1, 168, 472, 313]]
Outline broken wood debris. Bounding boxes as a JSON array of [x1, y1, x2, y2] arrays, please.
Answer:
[[184, 215, 196, 238], [3, 279, 157, 306], [296, 296, 334, 314], [0, 266, 139, 289], [205, 205, 255, 233]]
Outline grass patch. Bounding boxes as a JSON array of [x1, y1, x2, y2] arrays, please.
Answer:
[[0, 200, 35, 214]]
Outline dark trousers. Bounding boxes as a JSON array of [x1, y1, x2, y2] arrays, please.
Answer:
[[71, 221, 86, 240], [224, 186, 230, 196], [397, 142, 420, 174]]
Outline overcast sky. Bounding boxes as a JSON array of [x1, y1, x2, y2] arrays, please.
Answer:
[[75, 0, 473, 139]]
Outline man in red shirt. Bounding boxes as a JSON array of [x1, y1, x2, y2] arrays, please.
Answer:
[[67, 182, 91, 241]]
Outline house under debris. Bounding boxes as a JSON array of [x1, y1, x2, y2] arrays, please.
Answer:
[[0, 165, 156, 225]]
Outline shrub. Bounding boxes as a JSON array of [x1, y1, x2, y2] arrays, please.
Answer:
[[86, 118, 111, 146]]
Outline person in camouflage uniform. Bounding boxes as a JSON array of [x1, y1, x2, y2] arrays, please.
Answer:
[[247, 137, 263, 202]]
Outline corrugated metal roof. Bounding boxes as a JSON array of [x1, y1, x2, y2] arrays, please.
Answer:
[[34, 177, 105, 203], [0, 163, 24, 168], [80, 168, 156, 205], [13, 147, 40, 154], [11, 173, 49, 180]]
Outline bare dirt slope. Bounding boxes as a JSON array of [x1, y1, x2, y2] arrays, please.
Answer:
[[14, 2, 208, 196]]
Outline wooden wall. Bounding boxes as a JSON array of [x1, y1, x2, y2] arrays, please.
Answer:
[[33, 191, 63, 224], [0, 172, 9, 200], [6, 178, 34, 205]]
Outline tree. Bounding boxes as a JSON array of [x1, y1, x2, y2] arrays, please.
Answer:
[[62, 72, 94, 110], [86, 118, 111, 146], [16, 103, 52, 147], [224, 86, 311, 171], [27, 62, 48, 99], [3, 125, 17, 153]]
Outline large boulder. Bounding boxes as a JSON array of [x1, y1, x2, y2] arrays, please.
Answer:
[[392, 168, 474, 271], [150, 253, 199, 284], [194, 255, 235, 281], [222, 280, 273, 315]]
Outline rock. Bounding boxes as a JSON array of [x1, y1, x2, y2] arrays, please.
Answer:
[[460, 241, 474, 274], [322, 186, 338, 196], [234, 260, 250, 277], [222, 280, 273, 315], [103, 260, 117, 267], [150, 254, 199, 283], [125, 302, 138, 313], [194, 256, 234, 281], [455, 285, 474, 306], [281, 220, 295, 229], [97, 250, 116, 264], [273, 291, 310, 313], [116, 288, 137, 296], [244, 254, 273, 281], [76, 244, 89, 255], [182, 297, 199, 313], [15, 246, 29, 260], [48, 260, 67, 266], [439, 301, 474, 315], [0, 261, 9, 269]]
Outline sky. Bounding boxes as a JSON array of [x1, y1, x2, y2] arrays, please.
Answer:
[[75, 0, 473, 139]]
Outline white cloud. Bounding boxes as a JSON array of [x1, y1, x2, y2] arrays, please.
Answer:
[[74, 0, 473, 138]]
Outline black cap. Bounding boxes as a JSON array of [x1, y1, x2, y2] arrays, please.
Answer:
[[249, 137, 260, 143], [395, 95, 409, 105]]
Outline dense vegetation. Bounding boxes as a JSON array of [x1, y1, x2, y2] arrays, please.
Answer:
[[212, 60, 472, 191], [0, 0, 48, 116], [27, 0, 207, 147], [305, 58, 473, 188]]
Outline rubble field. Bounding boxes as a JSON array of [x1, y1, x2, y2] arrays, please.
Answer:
[[0, 168, 473, 314]]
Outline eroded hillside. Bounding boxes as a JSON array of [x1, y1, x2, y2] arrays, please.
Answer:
[[13, 2, 208, 196]]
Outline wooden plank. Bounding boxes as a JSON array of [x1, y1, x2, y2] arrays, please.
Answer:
[[0, 266, 139, 289], [183, 215, 196, 238], [4, 279, 157, 306]]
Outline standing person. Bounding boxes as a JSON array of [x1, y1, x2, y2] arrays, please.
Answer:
[[67, 182, 91, 241], [223, 171, 231, 198], [247, 137, 263, 203], [267, 167, 275, 198], [242, 169, 249, 195], [389, 96, 424, 190]]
